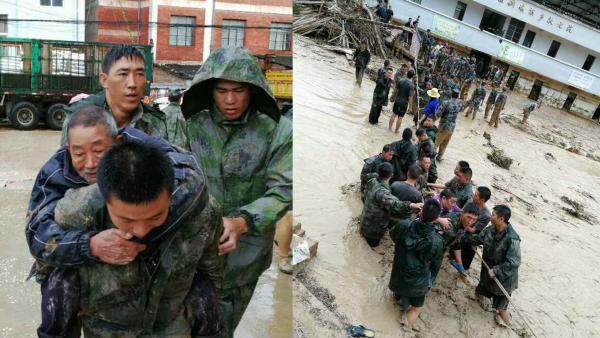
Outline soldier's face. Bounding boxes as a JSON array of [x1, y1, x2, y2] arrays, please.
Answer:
[[100, 56, 146, 116], [213, 80, 251, 120], [424, 118, 433, 127], [460, 212, 478, 228], [420, 157, 431, 171], [106, 189, 170, 239], [68, 125, 115, 183], [457, 172, 470, 185], [382, 150, 393, 161]]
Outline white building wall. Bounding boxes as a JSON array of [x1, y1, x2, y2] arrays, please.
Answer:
[[461, 1, 485, 27], [390, 0, 600, 99], [418, 0, 457, 18], [1, 0, 85, 41]]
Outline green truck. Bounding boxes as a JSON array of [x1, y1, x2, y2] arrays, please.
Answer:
[[0, 38, 152, 130]]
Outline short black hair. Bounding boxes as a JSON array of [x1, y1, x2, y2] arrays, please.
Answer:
[[493, 205, 511, 223], [102, 44, 146, 74], [415, 128, 426, 137], [461, 202, 480, 217], [458, 160, 470, 169], [67, 105, 118, 141], [378, 162, 394, 179], [169, 89, 182, 102], [384, 59, 391, 67], [422, 198, 441, 222], [407, 164, 423, 180], [451, 90, 460, 99], [440, 188, 455, 199], [97, 142, 174, 204], [402, 127, 413, 141], [407, 70, 415, 79], [459, 166, 473, 180], [477, 186, 491, 202], [382, 144, 392, 153], [418, 152, 431, 162]]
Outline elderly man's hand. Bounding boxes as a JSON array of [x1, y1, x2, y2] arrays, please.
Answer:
[[90, 229, 146, 265], [218, 217, 248, 256]]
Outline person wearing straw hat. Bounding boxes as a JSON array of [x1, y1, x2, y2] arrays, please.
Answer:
[[421, 87, 440, 124], [465, 205, 521, 327]]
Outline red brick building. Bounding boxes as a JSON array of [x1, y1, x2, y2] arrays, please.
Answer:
[[86, 0, 292, 65]]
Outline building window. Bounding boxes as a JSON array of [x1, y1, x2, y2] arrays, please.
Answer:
[[582, 55, 595, 71], [169, 16, 195, 46], [505, 18, 525, 43], [547, 40, 560, 58], [522, 30, 535, 48], [222, 20, 245, 48], [454, 1, 467, 21], [269, 23, 291, 51], [0, 15, 7, 34], [479, 9, 506, 36], [41, 0, 62, 6]]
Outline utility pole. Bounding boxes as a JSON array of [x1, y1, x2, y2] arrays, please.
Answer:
[[203, 0, 216, 61]]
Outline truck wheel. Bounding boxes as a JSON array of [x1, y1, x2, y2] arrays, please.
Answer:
[[9, 101, 40, 130], [46, 103, 67, 130]]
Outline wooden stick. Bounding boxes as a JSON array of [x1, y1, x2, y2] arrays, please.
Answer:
[[474, 248, 539, 338]]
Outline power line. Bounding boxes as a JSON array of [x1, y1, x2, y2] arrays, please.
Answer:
[[0, 18, 292, 30]]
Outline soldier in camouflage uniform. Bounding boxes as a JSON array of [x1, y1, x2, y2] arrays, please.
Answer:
[[182, 47, 292, 336], [465, 205, 521, 327], [416, 128, 437, 183], [162, 89, 188, 144], [521, 99, 540, 124], [361, 162, 422, 247], [434, 47, 447, 73], [59, 45, 188, 149], [484, 82, 498, 119], [388, 199, 444, 331], [464, 80, 487, 119], [439, 73, 453, 104], [360, 144, 393, 199], [460, 63, 476, 100], [489, 87, 508, 128], [48, 141, 224, 336], [435, 88, 464, 161]]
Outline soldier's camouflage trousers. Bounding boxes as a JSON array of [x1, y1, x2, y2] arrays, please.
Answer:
[[38, 269, 222, 337]]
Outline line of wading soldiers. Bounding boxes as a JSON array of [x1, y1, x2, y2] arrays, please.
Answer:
[[359, 131, 521, 331], [25, 45, 292, 337]]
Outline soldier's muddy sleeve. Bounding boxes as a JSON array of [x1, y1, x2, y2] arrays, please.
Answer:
[[493, 238, 521, 281], [26, 165, 99, 266], [376, 190, 411, 215], [239, 117, 293, 236], [429, 239, 444, 283], [195, 197, 225, 289]]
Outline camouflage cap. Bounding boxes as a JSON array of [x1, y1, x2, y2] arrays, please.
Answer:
[[181, 47, 279, 121]]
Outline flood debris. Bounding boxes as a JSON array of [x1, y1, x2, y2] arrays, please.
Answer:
[[560, 196, 595, 224], [487, 148, 514, 170]]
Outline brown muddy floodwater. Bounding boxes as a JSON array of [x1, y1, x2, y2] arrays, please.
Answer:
[[293, 36, 600, 338], [0, 125, 291, 337]]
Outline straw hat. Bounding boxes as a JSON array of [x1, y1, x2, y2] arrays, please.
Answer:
[[427, 88, 440, 98]]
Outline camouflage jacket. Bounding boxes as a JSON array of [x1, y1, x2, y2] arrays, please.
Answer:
[[53, 153, 224, 336], [445, 177, 473, 208], [466, 223, 521, 294], [373, 75, 393, 106], [436, 98, 464, 132], [494, 92, 508, 110], [360, 154, 386, 191], [353, 48, 371, 70], [361, 177, 411, 240], [389, 219, 444, 297], [487, 88, 498, 104], [390, 139, 417, 182], [60, 91, 189, 149], [183, 47, 292, 289], [26, 127, 182, 280], [417, 138, 437, 180], [440, 79, 455, 100], [470, 86, 487, 106], [162, 102, 188, 148]]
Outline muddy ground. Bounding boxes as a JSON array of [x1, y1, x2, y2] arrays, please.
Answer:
[[293, 36, 600, 338], [0, 126, 291, 337]]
